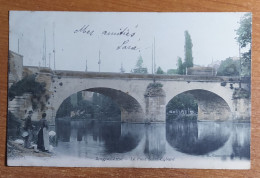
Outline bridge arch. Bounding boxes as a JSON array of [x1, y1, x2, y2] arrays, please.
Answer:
[[54, 87, 145, 123], [166, 89, 231, 121]]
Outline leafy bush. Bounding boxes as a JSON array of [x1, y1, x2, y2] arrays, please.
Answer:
[[8, 74, 48, 111], [217, 58, 240, 76], [233, 88, 250, 99], [9, 74, 46, 99], [144, 82, 164, 97]]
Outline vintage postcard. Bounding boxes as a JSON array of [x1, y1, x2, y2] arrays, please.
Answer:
[[7, 11, 251, 169]]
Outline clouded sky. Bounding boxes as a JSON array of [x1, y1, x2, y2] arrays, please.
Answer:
[[9, 11, 245, 73]]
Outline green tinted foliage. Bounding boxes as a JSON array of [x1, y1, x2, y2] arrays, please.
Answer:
[[133, 55, 148, 74], [217, 58, 240, 76], [236, 13, 252, 48], [133, 68, 148, 74], [156, 66, 164, 74], [136, 55, 144, 68], [236, 13, 252, 76], [177, 57, 184, 75], [77, 91, 83, 103], [184, 31, 193, 68], [56, 92, 120, 120], [56, 97, 73, 118], [167, 69, 177, 75], [167, 93, 198, 112]]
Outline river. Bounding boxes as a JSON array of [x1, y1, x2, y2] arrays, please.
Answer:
[[54, 118, 250, 164]]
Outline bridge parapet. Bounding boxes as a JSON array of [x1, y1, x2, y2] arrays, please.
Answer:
[[51, 70, 241, 83]]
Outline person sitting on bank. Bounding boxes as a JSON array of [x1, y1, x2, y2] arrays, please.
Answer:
[[37, 113, 50, 152], [23, 110, 34, 149]]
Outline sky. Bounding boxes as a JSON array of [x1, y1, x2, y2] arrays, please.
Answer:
[[9, 11, 246, 73]]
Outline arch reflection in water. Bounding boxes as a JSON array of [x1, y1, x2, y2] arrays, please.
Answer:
[[144, 124, 166, 160], [56, 119, 144, 157], [101, 122, 144, 153], [166, 120, 231, 155], [231, 123, 250, 160]]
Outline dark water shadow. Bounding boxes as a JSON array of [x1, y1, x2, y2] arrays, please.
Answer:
[[166, 120, 231, 155], [56, 118, 144, 154]]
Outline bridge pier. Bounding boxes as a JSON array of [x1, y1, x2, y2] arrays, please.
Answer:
[[145, 96, 166, 122], [121, 109, 144, 123], [144, 83, 166, 122]]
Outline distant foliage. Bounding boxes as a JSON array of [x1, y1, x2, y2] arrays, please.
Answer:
[[56, 97, 73, 118], [132, 55, 148, 74], [136, 55, 144, 68], [217, 58, 240, 76], [156, 66, 164, 74], [174, 31, 193, 75], [133, 68, 148, 74], [184, 31, 193, 68], [167, 69, 177, 75], [167, 93, 198, 113], [236, 13, 252, 76], [56, 92, 121, 120], [177, 57, 185, 75]]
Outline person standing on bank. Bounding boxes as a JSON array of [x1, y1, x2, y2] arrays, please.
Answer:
[[37, 113, 50, 152], [23, 110, 33, 148]]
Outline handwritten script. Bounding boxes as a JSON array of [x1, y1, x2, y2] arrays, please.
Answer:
[[74, 25, 139, 51]]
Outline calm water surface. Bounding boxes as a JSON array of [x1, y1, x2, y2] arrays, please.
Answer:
[[55, 118, 250, 160]]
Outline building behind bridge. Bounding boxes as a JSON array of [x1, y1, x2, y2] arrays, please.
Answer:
[[187, 66, 216, 76]]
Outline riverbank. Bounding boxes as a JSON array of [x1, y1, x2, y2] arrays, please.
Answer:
[[7, 140, 53, 159]]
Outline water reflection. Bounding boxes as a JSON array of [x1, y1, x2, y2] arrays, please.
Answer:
[[101, 122, 144, 153], [231, 123, 250, 159], [56, 118, 71, 142], [144, 124, 166, 160], [56, 119, 144, 156], [55, 118, 250, 160], [166, 120, 231, 155]]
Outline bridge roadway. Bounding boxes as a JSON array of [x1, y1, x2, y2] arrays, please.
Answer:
[[34, 69, 249, 125]]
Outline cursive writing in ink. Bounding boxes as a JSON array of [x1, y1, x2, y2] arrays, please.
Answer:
[[102, 27, 136, 37], [116, 40, 138, 50], [74, 25, 94, 36]]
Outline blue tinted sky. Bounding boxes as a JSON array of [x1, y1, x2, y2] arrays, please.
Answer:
[[9, 11, 246, 73]]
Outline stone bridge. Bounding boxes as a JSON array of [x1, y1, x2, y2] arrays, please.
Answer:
[[36, 69, 250, 125]]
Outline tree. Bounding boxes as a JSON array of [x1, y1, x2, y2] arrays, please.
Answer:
[[236, 13, 252, 76], [56, 97, 73, 118], [184, 31, 193, 68], [133, 55, 148, 74], [166, 93, 198, 114], [92, 92, 99, 105], [99, 95, 121, 118], [136, 55, 144, 68], [167, 69, 177, 75], [8, 74, 48, 111], [156, 66, 164, 74], [217, 57, 240, 76], [77, 91, 83, 104], [177, 57, 184, 75]]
